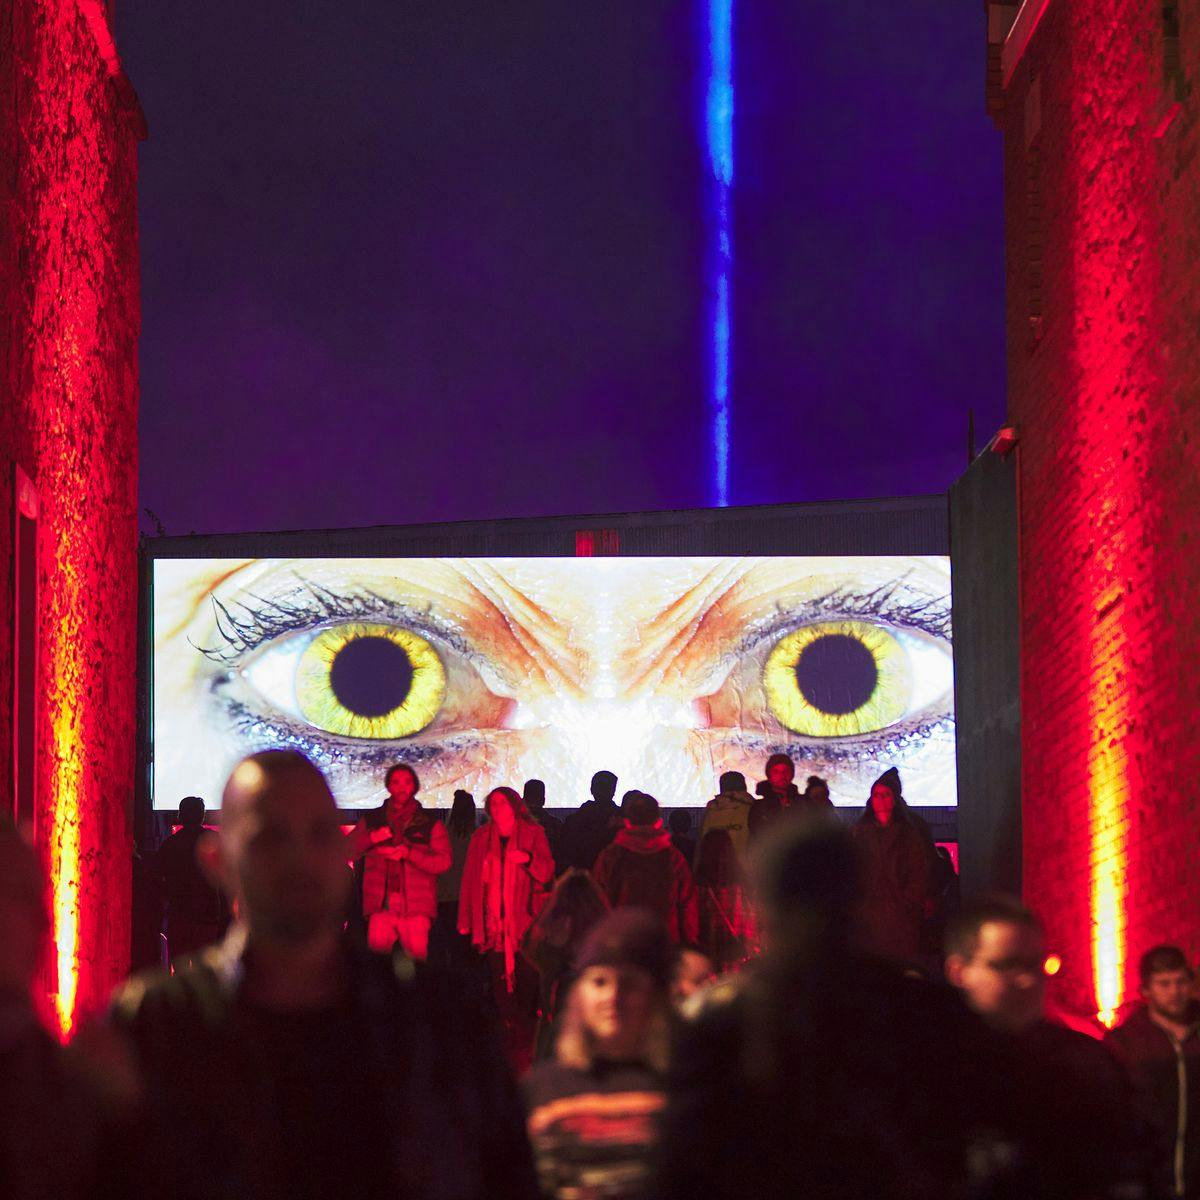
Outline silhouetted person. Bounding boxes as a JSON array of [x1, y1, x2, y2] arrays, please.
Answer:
[[0, 820, 100, 1200], [561, 770, 621, 870], [654, 816, 1013, 1200], [151, 795, 226, 965], [945, 896, 1143, 1199], [459, 786, 555, 1072], [594, 792, 698, 944], [1105, 945, 1200, 1199], [747, 754, 802, 837], [523, 778, 563, 872], [105, 751, 537, 1200], [699, 770, 755, 863], [667, 809, 696, 866], [345, 764, 451, 961], [524, 910, 675, 1200], [851, 768, 930, 962], [432, 789, 477, 973]]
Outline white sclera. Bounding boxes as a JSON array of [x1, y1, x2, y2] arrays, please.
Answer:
[[893, 628, 954, 716], [240, 630, 320, 719]]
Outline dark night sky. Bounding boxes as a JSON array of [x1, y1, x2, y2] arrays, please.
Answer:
[[119, 1, 1004, 536]]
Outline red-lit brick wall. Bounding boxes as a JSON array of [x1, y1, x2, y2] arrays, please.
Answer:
[[996, 0, 1200, 1024], [0, 1, 142, 1032]]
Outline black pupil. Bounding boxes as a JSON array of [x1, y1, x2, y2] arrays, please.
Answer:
[[795, 634, 877, 715], [328, 637, 414, 717]]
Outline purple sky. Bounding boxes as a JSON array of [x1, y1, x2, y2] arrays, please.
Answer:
[[120, 2, 1004, 537]]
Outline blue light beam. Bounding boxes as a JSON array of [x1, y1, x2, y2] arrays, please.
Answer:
[[705, 0, 733, 508]]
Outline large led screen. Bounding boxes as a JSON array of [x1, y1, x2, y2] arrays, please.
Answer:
[[152, 556, 955, 810]]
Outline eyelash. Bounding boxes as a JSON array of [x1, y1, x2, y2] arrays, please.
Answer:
[[217, 693, 484, 777], [735, 580, 951, 656], [197, 577, 487, 772], [755, 715, 955, 768], [193, 577, 476, 665]]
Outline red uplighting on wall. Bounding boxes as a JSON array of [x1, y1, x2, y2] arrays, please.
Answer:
[[2, 0, 143, 1036], [1004, 0, 1199, 1032]]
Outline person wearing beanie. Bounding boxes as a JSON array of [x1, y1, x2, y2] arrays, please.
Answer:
[[522, 910, 674, 1200], [593, 792, 699, 944], [698, 770, 756, 864], [850, 767, 932, 963]]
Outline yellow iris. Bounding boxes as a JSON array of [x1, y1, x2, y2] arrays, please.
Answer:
[[763, 620, 912, 738], [295, 622, 445, 740]]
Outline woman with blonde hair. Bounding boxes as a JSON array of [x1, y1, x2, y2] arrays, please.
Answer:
[[522, 909, 675, 1200], [522, 868, 611, 1061]]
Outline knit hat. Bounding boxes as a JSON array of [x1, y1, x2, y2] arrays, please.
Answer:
[[574, 909, 674, 990]]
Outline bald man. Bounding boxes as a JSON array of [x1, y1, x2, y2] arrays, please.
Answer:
[[0, 822, 101, 1200], [105, 750, 536, 1200]]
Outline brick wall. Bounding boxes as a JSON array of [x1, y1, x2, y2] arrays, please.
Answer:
[[996, 0, 1200, 1024], [0, 1, 142, 1032]]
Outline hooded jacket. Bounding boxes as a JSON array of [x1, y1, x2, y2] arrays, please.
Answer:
[[699, 788, 755, 862], [1105, 1002, 1200, 1199], [593, 823, 699, 944]]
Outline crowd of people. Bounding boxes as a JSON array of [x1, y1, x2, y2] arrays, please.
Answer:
[[1, 748, 1198, 1200]]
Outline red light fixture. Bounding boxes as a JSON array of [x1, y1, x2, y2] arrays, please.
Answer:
[[989, 426, 1019, 456]]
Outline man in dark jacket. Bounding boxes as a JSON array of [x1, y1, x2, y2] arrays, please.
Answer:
[[560, 769, 621, 870], [747, 753, 803, 838], [102, 750, 536, 1200], [594, 792, 698, 944], [945, 896, 1144, 1199], [1106, 945, 1200, 1199]]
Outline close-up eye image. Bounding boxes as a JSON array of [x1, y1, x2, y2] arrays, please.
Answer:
[[152, 554, 955, 811], [245, 621, 446, 740], [763, 618, 949, 738]]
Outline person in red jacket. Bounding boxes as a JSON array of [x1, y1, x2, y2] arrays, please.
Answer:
[[594, 791, 698, 944], [346, 764, 451, 961], [459, 786, 556, 1070]]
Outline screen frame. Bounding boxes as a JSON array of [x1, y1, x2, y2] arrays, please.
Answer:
[[136, 497, 957, 846]]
